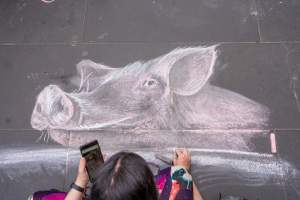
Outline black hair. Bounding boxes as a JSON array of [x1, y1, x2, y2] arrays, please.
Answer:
[[90, 152, 158, 200]]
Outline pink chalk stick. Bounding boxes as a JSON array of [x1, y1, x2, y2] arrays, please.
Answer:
[[270, 133, 277, 154]]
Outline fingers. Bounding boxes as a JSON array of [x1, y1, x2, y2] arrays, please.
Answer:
[[76, 157, 89, 187], [173, 150, 178, 164], [78, 157, 87, 173], [175, 148, 182, 156], [184, 149, 191, 160], [175, 148, 189, 158], [103, 154, 107, 161], [187, 151, 192, 160], [173, 148, 191, 169]]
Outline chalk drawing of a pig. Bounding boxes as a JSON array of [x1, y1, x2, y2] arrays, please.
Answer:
[[31, 46, 270, 145]]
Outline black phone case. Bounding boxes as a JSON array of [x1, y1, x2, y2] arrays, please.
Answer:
[[80, 140, 104, 182]]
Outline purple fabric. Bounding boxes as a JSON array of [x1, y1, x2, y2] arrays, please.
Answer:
[[33, 190, 66, 200], [156, 167, 172, 200]]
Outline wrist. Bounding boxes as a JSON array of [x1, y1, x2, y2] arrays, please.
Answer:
[[171, 166, 193, 190], [173, 165, 190, 172], [70, 182, 85, 193], [74, 178, 88, 188]]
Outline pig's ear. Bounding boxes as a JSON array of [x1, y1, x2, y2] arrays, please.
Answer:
[[71, 59, 116, 91], [168, 46, 216, 96]]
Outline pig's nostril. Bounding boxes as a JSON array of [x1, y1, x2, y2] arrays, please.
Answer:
[[51, 98, 65, 114], [36, 103, 42, 113]]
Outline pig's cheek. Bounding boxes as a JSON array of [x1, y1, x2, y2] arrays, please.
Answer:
[[134, 85, 164, 103], [135, 93, 150, 105], [142, 94, 163, 110], [150, 87, 165, 101], [139, 101, 152, 110]]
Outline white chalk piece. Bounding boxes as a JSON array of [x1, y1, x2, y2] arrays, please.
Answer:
[[41, 0, 55, 3], [270, 133, 277, 154]]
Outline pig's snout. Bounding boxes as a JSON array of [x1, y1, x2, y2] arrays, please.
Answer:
[[31, 85, 75, 130]]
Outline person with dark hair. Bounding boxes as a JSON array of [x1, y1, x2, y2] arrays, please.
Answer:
[[31, 149, 203, 200], [89, 152, 158, 200]]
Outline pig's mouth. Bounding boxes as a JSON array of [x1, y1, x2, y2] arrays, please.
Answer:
[[33, 115, 139, 145], [64, 116, 137, 130], [38, 116, 136, 131]]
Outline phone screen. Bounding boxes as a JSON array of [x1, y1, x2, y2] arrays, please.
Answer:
[[80, 140, 104, 182]]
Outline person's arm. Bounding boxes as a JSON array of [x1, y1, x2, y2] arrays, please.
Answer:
[[65, 158, 89, 200], [173, 148, 204, 200], [193, 182, 204, 200]]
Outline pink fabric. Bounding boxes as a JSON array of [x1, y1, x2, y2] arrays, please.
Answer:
[[157, 176, 167, 190], [42, 193, 66, 200]]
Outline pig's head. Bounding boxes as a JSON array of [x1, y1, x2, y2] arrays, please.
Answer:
[[31, 46, 217, 131]]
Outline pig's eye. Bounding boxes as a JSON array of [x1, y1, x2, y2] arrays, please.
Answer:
[[143, 79, 158, 88]]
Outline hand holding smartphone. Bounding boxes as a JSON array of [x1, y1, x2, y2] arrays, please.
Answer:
[[80, 140, 104, 182]]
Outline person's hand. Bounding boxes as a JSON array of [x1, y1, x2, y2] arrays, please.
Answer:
[[173, 148, 191, 170], [103, 154, 107, 162], [75, 157, 89, 188]]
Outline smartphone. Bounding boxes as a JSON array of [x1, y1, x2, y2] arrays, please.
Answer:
[[80, 140, 104, 182]]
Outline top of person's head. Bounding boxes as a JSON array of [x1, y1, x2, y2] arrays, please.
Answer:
[[90, 151, 158, 200]]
